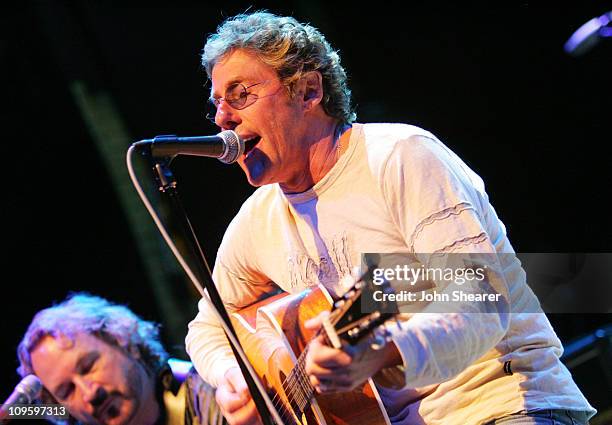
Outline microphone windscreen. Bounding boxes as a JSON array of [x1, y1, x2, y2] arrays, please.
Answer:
[[17, 375, 42, 402]]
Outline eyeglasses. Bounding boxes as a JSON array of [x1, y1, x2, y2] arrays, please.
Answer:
[[206, 81, 268, 123]]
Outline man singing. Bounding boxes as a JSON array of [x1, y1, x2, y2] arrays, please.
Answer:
[[185, 11, 595, 425]]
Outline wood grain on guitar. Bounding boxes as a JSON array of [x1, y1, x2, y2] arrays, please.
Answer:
[[230, 281, 396, 425]]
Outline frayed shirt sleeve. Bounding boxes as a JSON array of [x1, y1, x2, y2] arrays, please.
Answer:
[[379, 134, 511, 388]]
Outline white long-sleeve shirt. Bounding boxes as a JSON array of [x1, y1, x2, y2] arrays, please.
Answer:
[[186, 123, 595, 424]]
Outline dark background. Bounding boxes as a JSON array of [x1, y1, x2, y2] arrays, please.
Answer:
[[2, 1, 611, 422]]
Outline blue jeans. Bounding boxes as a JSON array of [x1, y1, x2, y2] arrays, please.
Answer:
[[485, 410, 591, 424]]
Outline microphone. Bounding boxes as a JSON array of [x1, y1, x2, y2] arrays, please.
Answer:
[[564, 11, 612, 56], [132, 130, 244, 163], [0, 375, 42, 420]]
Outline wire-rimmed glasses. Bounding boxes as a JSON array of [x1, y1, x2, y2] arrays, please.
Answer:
[[205, 81, 268, 124]]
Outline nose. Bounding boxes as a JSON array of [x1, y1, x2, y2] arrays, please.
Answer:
[[214, 99, 241, 130], [74, 376, 106, 407]]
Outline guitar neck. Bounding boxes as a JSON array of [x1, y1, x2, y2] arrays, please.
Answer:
[[276, 347, 316, 415], [281, 320, 341, 412], [279, 286, 372, 412]]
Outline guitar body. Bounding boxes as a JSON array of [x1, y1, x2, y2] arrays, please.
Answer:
[[230, 285, 391, 425]]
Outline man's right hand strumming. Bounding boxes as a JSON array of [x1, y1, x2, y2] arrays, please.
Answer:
[[216, 367, 263, 425]]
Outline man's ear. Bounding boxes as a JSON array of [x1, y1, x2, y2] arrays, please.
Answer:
[[298, 71, 324, 111]]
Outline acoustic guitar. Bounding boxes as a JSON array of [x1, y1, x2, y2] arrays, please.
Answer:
[[230, 278, 398, 425]]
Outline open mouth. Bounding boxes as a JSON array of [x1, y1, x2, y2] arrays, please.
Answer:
[[243, 135, 261, 156]]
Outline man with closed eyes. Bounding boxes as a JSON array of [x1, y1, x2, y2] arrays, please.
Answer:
[[17, 293, 225, 425]]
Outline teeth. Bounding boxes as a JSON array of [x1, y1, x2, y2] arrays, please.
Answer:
[[242, 136, 261, 158]]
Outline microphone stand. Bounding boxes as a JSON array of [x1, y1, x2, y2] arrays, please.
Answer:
[[133, 146, 279, 425]]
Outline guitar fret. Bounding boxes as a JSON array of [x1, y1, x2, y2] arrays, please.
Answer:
[[295, 355, 314, 410], [278, 349, 315, 415], [291, 371, 307, 412], [291, 362, 306, 411], [286, 362, 308, 413], [298, 358, 315, 400]]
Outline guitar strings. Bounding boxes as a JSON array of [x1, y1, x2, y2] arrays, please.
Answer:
[[267, 347, 314, 420], [270, 353, 311, 415], [268, 330, 330, 418], [266, 288, 361, 420]]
